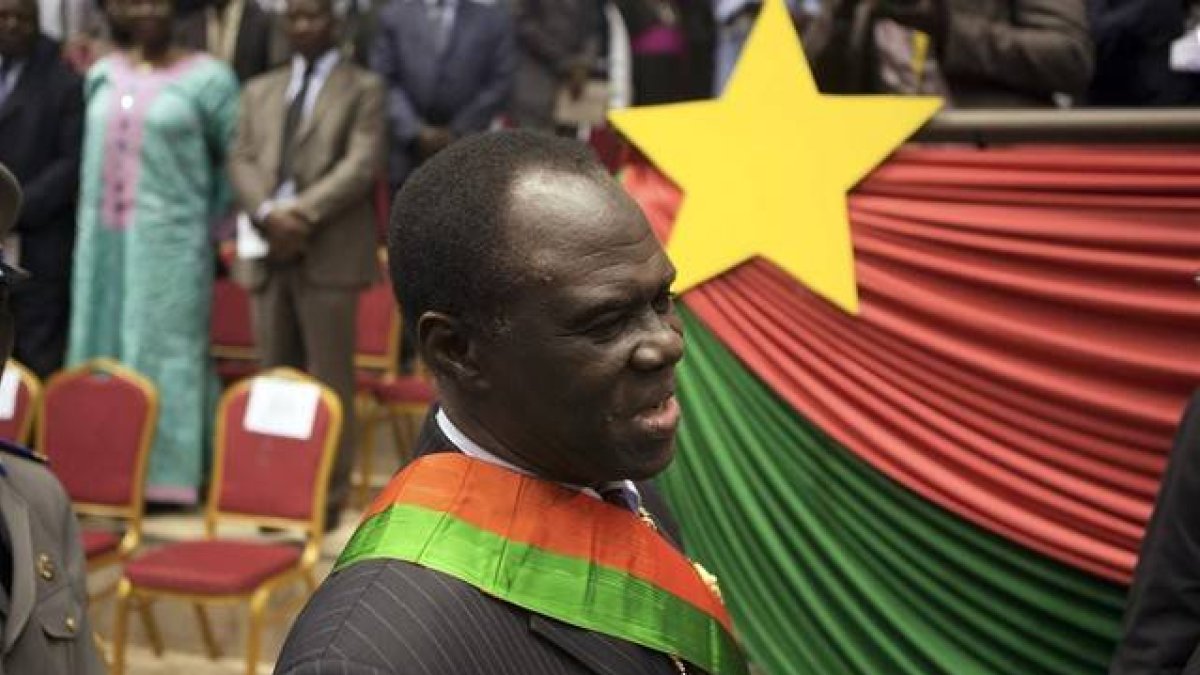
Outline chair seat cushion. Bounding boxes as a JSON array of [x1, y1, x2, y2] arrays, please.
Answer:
[[82, 529, 122, 560], [355, 371, 381, 393], [125, 540, 302, 595], [373, 376, 435, 405]]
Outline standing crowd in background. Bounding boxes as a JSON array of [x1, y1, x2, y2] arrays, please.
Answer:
[[0, 0, 1198, 518]]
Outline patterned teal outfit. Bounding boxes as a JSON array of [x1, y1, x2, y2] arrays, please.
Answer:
[[69, 53, 239, 503]]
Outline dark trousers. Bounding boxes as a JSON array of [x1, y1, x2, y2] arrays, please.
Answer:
[[11, 277, 69, 378], [251, 266, 358, 519]]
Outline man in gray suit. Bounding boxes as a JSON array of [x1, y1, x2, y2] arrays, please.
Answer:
[[228, 0, 386, 528], [0, 164, 103, 674], [509, 0, 601, 130], [369, 0, 516, 189], [275, 132, 745, 675]]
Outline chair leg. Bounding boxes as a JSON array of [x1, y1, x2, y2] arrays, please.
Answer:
[[193, 603, 221, 660], [354, 415, 377, 509], [136, 597, 164, 657], [389, 407, 424, 464], [111, 579, 132, 675], [246, 586, 273, 675]]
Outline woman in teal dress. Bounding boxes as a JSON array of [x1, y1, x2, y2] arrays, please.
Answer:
[[69, 0, 239, 504]]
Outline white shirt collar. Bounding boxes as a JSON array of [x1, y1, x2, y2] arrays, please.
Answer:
[[434, 408, 640, 504], [290, 48, 340, 81]]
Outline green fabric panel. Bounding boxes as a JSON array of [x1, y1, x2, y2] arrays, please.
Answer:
[[337, 502, 747, 675], [659, 307, 1127, 675]]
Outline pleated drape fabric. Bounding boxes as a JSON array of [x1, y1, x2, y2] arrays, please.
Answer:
[[620, 144, 1200, 674]]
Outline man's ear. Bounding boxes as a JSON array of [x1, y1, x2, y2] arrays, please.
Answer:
[[417, 311, 489, 393]]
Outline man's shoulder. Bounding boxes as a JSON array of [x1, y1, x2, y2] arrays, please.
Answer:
[[277, 559, 533, 674], [30, 37, 82, 90], [338, 62, 386, 94], [243, 66, 291, 99], [0, 442, 71, 520]]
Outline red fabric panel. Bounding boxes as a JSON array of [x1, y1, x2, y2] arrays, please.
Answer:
[[624, 146, 1200, 583], [125, 540, 301, 594], [356, 267, 395, 360], [81, 529, 121, 560], [0, 376, 33, 444], [211, 277, 255, 350], [217, 388, 335, 521], [42, 372, 152, 507], [373, 376, 436, 405]]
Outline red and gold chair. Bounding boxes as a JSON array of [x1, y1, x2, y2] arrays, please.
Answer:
[[212, 275, 259, 385], [38, 358, 161, 654], [0, 359, 41, 445], [350, 248, 436, 507], [110, 367, 342, 675]]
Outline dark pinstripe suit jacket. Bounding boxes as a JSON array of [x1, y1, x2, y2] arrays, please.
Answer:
[[274, 414, 696, 675]]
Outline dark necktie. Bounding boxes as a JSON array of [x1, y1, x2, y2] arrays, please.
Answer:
[[429, 0, 451, 54], [278, 60, 316, 187]]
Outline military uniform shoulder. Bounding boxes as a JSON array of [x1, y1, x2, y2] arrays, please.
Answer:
[[0, 439, 47, 470]]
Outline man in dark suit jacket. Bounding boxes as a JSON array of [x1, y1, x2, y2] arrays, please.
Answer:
[[229, 0, 386, 527], [368, 0, 516, 189], [0, 0, 82, 378], [274, 131, 745, 675], [509, 0, 601, 130], [1111, 390, 1200, 674], [1088, 0, 1200, 105], [176, 0, 284, 82]]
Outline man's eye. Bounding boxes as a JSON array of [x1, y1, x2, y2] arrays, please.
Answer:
[[586, 315, 626, 340]]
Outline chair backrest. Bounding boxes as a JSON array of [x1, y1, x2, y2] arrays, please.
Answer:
[[211, 276, 257, 360], [38, 359, 158, 518], [355, 248, 401, 374], [209, 368, 342, 536], [0, 360, 41, 446]]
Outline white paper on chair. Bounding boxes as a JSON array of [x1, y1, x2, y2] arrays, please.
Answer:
[[0, 368, 19, 420], [244, 377, 320, 440]]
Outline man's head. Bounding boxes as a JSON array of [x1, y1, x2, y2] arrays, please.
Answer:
[[390, 131, 685, 486], [285, 0, 335, 63], [0, 0, 38, 60]]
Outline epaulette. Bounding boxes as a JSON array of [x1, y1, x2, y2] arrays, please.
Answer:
[[0, 439, 47, 466]]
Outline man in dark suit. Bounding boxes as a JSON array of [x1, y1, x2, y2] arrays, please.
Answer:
[[176, 0, 284, 82], [509, 0, 601, 130], [1088, 0, 1200, 105], [228, 0, 386, 528], [0, 164, 104, 675], [1111, 389, 1200, 674], [0, 0, 82, 378], [369, 0, 516, 190], [274, 131, 746, 675]]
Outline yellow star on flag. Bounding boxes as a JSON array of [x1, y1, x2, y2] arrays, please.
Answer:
[[608, 0, 942, 313]]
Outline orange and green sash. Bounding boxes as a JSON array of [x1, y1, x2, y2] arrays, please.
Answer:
[[336, 453, 748, 675]]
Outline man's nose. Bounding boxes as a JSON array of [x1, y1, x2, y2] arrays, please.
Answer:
[[631, 312, 684, 371]]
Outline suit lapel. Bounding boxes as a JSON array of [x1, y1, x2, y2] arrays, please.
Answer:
[[295, 61, 350, 148], [0, 56, 37, 128], [0, 477, 35, 654], [263, 69, 289, 180]]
